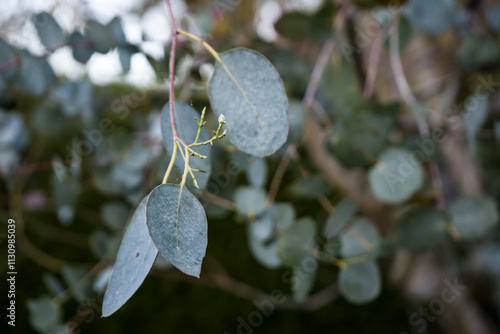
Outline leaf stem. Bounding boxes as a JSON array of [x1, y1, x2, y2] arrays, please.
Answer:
[[166, 0, 178, 139], [162, 139, 179, 184]]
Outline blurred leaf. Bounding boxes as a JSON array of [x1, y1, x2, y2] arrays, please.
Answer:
[[42, 273, 66, 298], [61, 265, 88, 303], [339, 260, 381, 304], [323, 198, 358, 239], [277, 217, 317, 267], [235, 186, 267, 219], [368, 147, 424, 204], [396, 208, 448, 251], [288, 175, 331, 199], [292, 260, 317, 302], [69, 31, 93, 64], [464, 94, 489, 157], [0, 37, 18, 79], [102, 196, 158, 317], [161, 101, 211, 191], [275, 3, 334, 42], [14, 52, 54, 96], [244, 157, 267, 187], [247, 203, 295, 268], [27, 296, 62, 333], [458, 34, 500, 70], [208, 48, 289, 157], [146, 184, 207, 278], [340, 217, 380, 258], [33, 12, 66, 49], [450, 196, 499, 241], [403, 0, 462, 35]]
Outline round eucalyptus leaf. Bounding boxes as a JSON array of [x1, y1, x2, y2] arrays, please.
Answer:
[[245, 157, 267, 187], [234, 186, 267, 219], [339, 260, 381, 304], [396, 208, 448, 251], [146, 184, 207, 278], [161, 101, 211, 190], [277, 217, 317, 267], [246, 203, 295, 268], [33, 12, 66, 49], [340, 217, 380, 258], [323, 198, 358, 239], [368, 147, 424, 204], [208, 48, 289, 157], [450, 196, 499, 241], [102, 196, 158, 317]]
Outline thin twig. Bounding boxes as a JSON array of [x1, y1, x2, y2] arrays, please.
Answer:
[[363, 24, 389, 99], [388, 15, 447, 209], [265, 145, 296, 208]]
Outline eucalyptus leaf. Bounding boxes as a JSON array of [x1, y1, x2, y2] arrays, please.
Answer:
[[288, 175, 331, 199], [102, 196, 158, 317], [247, 203, 295, 268], [450, 196, 499, 241], [161, 101, 211, 191], [292, 260, 317, 302], [339, 217, 380, 258], [277, 217, 317, 267], [339, 260, 381, 304], [14, 52, 54, 96], [27, 295, 62, 333], [33, 12, 66, 49], [396, 208, 448, 251], [323, 198, 358, 239], [244, 157, 267, 187], [235, 186, 267, 219], [146, 184, 207, 278], [368, 147, 424, 204], [0, 37, 18, 79], [208, 48, 289, 157], [69, 31, 93, 64]]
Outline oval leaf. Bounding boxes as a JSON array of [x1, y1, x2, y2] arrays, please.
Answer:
[[146, 184, 208, 278], [234, 186, 267, 219], [277, 217, 316, 267], [33, 12, 66, 49], [323, 198, 358, 239], [450, 196, 499, 240], [339, 217, 380, 258], [368, 147, 424, 204], [102, 196, 158, 317], [339, 260, 381, 304], [208, 48, 289, 157]]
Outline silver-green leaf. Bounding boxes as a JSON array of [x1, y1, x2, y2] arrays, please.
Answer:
[[146, 184, 208, 278], [339, 260, 381, 304], [102, 196, 158, 317], [450, 196, 499, 241], [368, 147, 424, 204], [208, 48, 289, 157]]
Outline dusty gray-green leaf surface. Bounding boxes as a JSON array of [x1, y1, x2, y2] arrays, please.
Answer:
[[277, 217, 316, 267], [450, 196, 499, 240], [208, 48, 289, 157], [146, 184, 207, 278], [339, 260, 381, 304], [323, 198, 358, 239], [102, 196, 158, 317], [33, 12, 66, 49], [161, 102, 211, 190], [368, 147, 424, 204], [339, 217, 380, 258]]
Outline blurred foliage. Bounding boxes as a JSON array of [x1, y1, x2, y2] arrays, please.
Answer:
[[1, 0, 500, 333]]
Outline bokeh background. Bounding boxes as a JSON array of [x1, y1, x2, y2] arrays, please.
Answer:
[[1, 0, 500, 333]]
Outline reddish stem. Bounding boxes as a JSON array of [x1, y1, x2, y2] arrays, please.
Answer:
[[166, 0, 179, 138]]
